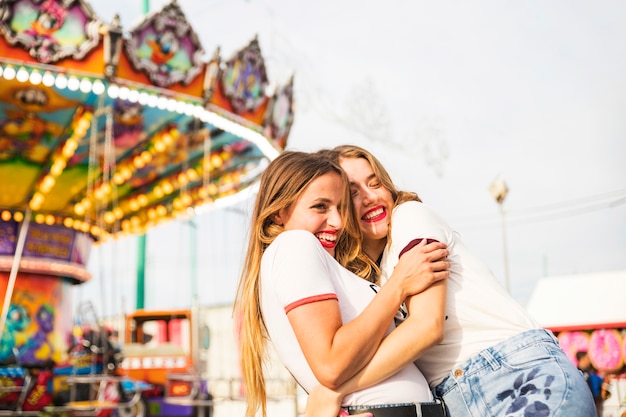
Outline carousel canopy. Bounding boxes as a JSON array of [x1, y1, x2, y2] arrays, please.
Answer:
[[0, 0, 295, 243]]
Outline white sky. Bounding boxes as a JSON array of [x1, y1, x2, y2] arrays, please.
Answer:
[[81, 0, 626, 318]]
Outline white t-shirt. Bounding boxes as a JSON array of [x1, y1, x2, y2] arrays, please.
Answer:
[[261, 230, 432, 405], [380, 201, 541, 386]]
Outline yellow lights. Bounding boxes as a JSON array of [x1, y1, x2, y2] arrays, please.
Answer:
[[140, 151, 152, 164], [74, 202, 86, 216], [100, 183, 112, 196], [180, 194, 192, 206], [111, 167, 133, 186], [151, 127, 179, 154], [61, 138, 78, 158], [81, 199, 92, 210], [210, 153, 223, 169], [137, 194, 148, 207], [120, 166, 133, 180], [103, 211, 116, 224], [113, 207, 124, 219], [29, 192, 45, 210], [162, 132, 174, 146], [156, 205, 167, 217], [133, 155, 146, 169], [162, 181, 174, 195], [207, 183, 218, 195], [93, 187, 106, 200], [0, 209, 103, 241], [130, 216, 141, 228], [74, 113, 92, 137], [0, 64, 278, 244], [186, 168, 198, 181], [49, 159, 66, 176], [113, 172, 125, 185], [89, 167, 251, 236], [128, 199, 140, 212], [154, 140, 166, 153], [40, 175, 56, 193], [27, 108, 93, 212]]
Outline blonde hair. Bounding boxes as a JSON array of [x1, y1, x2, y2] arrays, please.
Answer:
[[316, 145, 421, 282], [233, 151, 363, 417]]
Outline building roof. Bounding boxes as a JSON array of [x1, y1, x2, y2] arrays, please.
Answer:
[[526, 269, 626, 332]]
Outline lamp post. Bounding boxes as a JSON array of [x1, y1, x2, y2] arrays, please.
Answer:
[[489, 177, 511, 294]]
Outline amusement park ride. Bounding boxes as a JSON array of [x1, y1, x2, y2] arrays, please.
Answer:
[[0, 0, 294, 415]]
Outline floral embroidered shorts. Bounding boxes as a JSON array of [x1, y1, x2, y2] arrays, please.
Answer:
[[433, 329, 597, 417]]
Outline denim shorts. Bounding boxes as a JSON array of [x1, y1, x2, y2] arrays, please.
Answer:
[[433, 329, 597, 417]]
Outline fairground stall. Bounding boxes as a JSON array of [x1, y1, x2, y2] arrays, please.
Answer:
[[0, 0, 294, 415], [527, 270, 626, 417]]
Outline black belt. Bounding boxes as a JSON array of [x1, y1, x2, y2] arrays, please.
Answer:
[[346, 401, 446, 417]]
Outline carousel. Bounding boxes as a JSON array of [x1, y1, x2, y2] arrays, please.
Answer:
[[0, 0, 294, 414]]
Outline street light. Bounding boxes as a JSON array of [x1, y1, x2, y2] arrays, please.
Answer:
[[489, 177, 511, 294]]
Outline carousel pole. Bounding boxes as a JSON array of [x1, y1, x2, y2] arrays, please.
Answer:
[[136, 234, 146, 310], [0, 209, 32, 339], [135, 0, 150, 311]]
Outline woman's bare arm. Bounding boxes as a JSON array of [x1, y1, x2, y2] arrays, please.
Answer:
[[288, 239, 448, 389], [344, 280, 447, 389], [303, 270, 447, 417]]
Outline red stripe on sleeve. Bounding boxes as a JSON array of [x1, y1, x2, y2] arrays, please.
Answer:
[[284, 293, 338, 314], [399, 238, 439, 258]]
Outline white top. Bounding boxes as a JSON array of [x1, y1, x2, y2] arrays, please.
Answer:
[[261, 230, 432, 405], [380, 201, 541, 386]]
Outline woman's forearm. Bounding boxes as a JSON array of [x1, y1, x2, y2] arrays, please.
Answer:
[[290, 243, 447, 389], [289, 278, 413, 389], [338, 282, 446, 394]]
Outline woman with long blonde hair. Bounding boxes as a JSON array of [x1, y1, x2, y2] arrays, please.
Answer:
[[307, 144, 597, 417], [234, 151, 449, 417]]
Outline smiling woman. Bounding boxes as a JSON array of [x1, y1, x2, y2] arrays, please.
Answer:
[[270, 170, 345, 257], [304, 144, 599, 417], [233, 151, 449, 417]]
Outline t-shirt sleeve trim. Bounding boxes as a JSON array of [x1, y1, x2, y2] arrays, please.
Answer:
[[284, 293, 338, 314], [398, 238, 440, 258]]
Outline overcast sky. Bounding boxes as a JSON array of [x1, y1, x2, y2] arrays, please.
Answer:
[[81, 0, 626, 319]]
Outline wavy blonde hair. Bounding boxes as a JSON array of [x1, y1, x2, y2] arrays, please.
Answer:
[[316, 145, 421, 282], [233, 151, 363, 417]]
